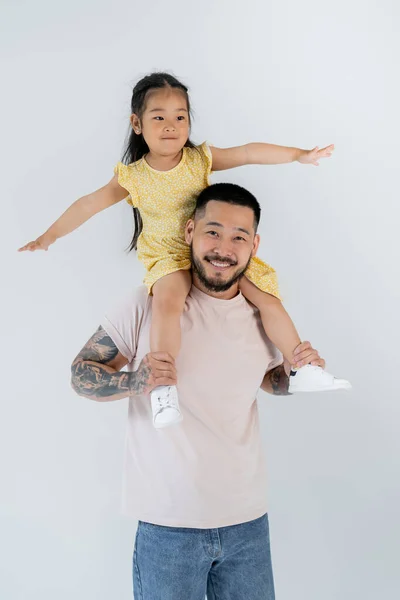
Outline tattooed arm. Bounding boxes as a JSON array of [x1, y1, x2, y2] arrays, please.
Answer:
[[71, 326, 177, 402], [261, 364, 291, 395], [261, 341, 326, 396]]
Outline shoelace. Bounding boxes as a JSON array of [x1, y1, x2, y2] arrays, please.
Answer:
[[156, 390, 177, 411], [306, 365, 329, 378]]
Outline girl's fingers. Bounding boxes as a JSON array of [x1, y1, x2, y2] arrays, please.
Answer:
[[18, 244, 31, 251], [318, 144, 334, 155], [19, 241, 40, 251]]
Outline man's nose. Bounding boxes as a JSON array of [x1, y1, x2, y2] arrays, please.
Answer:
[[213, 241, 233, 257]]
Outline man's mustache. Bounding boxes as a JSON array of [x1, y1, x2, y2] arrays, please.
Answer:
[[204, 255, 237, 266]]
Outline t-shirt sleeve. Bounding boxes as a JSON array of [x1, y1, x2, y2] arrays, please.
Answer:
[[114, 162, 140, 207], [264, 352, 284, 374], [100, 286, 149, 363], [263, 335, 284, 375]]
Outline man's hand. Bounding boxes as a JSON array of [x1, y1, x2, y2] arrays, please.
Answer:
[[263, 341, 326, 395], [133, 352, 177, 395], [297, 144, 334, 166], [291, 341, 325, 370]]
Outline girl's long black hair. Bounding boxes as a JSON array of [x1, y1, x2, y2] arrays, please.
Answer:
[[122, 72, 196, 251]]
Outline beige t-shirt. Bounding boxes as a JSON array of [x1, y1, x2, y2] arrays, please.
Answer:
[[101, 285, 282, 528]]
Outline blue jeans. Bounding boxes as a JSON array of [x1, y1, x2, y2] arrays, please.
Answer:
[[133, 513, 275, 599]]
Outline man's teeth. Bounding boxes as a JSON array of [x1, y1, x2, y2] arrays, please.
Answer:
[[210, 261, 231, 267]]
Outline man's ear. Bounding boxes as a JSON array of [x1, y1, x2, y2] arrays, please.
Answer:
[[130, 114, 141, 134], [251, 233, 260, 257], [185, 219, 195, 244]]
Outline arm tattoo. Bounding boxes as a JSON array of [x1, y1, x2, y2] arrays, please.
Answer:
[[74, 326, 120, 363], [71, 326, 152, 400], [269, 364, 291, 396]]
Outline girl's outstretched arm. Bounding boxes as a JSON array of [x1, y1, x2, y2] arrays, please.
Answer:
[[210, 143, 334, 171], [18, 175, 128, 251]]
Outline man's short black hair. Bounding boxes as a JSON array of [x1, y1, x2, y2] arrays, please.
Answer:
[[194, 183, 261, 230]]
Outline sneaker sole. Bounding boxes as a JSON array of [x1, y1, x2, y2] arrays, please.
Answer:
[[289, 382, 352, 393], [154, 415, 183, 429]]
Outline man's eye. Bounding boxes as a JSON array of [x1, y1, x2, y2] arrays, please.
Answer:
[[207, 231, 218, 236], [234, 236, 245, 242]]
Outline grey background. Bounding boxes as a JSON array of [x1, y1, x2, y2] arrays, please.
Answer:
[[1, 0, 399, 598]]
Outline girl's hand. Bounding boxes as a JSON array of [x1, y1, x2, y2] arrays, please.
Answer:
[[18, 232, 56, 252], [297, 144, 335, 166]]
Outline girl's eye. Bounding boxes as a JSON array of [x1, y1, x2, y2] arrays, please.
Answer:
[[154, 116, 164, 120], [177, 116, 186, 121]]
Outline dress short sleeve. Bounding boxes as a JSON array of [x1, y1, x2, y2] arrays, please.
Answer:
[[197, 141, 213, 177], [114, 162, 139, 207]]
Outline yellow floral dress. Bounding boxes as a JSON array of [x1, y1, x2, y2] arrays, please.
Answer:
[[114, 142, 280, 298]]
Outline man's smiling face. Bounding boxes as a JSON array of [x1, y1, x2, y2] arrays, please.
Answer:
[[186, 200, 260, 294]]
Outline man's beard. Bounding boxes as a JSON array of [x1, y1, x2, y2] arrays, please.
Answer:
[[190, 246, 252, 293]]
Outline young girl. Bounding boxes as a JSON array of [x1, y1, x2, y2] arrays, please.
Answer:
[[19, 72, 351, 428]]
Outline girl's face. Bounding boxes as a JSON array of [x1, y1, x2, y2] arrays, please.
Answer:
[[131, 87, 190, 156]]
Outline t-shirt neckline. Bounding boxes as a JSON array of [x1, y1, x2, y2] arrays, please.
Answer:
[[189, 284, 245, 306]]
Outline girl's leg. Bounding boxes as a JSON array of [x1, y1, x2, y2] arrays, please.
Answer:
[[240, 276, 352, 392], [151, 270, 192, 358], [239, 276, 300, 364], [150, 271, 191, 429]]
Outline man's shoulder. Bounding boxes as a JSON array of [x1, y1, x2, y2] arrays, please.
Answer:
[[125, 285, 151, 318], [104, 286, 150, 326], [101, 286, 151, 362], [129, 285, 150, 306], [113, 285, 149, 309]]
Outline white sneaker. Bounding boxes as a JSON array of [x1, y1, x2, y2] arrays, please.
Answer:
[[150, 385, 182, 429], [288, 364, 352, 393]]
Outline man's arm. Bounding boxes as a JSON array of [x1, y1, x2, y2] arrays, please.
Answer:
[[261, 363, 291, 395], [71, 326, 177, 402]]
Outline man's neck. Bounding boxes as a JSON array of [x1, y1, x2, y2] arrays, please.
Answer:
[[191, 274, 240, 300]]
